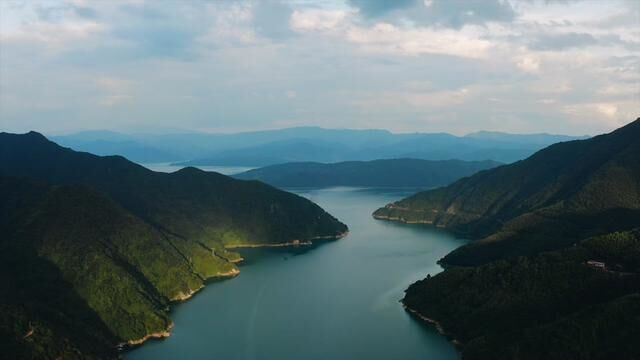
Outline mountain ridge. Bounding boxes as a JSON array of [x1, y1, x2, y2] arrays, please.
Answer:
[[0, 132, 347, 359], [373, 118, 640, 265], [234, 158, 501, 188], [372, 118, 640, 358], [51, 127, 588, 165]]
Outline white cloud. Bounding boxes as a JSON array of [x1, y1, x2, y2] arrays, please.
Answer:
[[292, 8, 493, 59], [346, 23, 492, 58], [352, 87, 474, 111], [197, 3, 258, 47], [98, 94, 134, 107], [562, 101, 635, 130], [0, 20, 103, 49], [515, 53, 541, 72], [290, 9, 350, 33], [285, 90, 297, 99], [95, 77, 134, 107]]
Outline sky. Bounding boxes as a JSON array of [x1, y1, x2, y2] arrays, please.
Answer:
[[0, 0, 638, 136]]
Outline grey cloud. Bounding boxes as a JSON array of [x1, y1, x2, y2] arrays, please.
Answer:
[[601, 35, 640, 52], [348, 0, 419, 17], [107, 2, 210, 60], [34, 3, 67, 21], [73, 6, 98, 19], [529, 32, 598, 50], [417, 0, 516, 28], [252, 1, 295, 39], [111, 25, 199, 59], [349, 0, 516, 29], [33, 1, 97, 21], [528, 32, 640, 51], [606, 55, 640, 78]]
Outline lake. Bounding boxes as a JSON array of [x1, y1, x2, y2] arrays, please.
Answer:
[[127, 186, 466, 360]]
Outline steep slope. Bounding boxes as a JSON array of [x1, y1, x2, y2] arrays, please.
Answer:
[[0, 132, 347, 252], [1, 177, 177, 358], [374, 118, 640, 265], [0, 132, 348, 359], [373, 119, 640, 359], [234, 159, 501, 188]]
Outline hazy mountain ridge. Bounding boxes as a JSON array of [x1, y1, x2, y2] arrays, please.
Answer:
[[177, 139, 352, 167], [0, 132, 347, 358], [234, 159, 501, 188], [51, 127, 587, 165]]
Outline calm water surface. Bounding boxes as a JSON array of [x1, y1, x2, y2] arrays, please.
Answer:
[[128, 187, 465, 360]]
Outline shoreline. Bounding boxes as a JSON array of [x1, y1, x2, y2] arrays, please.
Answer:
[[225, 231, 349, 249], [373, 214, 435, 225], [402, 303, 463, 348], [122, 231, 347, 350], [225, 240, 313, 249], [121, 322, 174, 349], [169, 267, 241, 303], [170, 285, 205, 302], [373, 214, 449, 228]]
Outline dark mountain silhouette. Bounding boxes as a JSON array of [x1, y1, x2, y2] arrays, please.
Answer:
[[234, 158, 501, 188], [375, 118, 640, 265], [373, 118, 640, 359]]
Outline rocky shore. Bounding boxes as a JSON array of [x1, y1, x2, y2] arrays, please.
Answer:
[[170, 285, 205, 302], [124, 322, 174, 347], [402, 303, 462, 348]]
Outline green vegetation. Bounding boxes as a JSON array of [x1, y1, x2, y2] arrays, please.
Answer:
[[404, 230, 640, 359], [234, 159, 501, 188], [375, 119, 640, 358], [0, 132, 347, 359], [374, 118, 640, 265]]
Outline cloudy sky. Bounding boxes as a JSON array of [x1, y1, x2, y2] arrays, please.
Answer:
[[0, 0, 638, 135]]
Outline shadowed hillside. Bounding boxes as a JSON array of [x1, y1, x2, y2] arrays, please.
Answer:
[[0, 132, 347, 359], [374, 118, 640, 265], [374, 118, 640, 359], [234, 158, 501, 188]]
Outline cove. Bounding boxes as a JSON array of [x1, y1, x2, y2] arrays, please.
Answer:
[[127, 187, 466, 360]]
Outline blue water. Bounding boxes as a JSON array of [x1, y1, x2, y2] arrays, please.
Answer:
[[128, 187, 465, 360]]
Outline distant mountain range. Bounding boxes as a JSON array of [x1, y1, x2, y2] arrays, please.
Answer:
[[374, 118, 640, 358], [51, 127, 587, 166], [234, 159, 501, 188], [0, 132, 346, 359]]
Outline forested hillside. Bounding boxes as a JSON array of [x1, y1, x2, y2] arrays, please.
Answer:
[[374, 119, 640, 359], [375, 119, 640, 265], [234, 159, 500, 188], [0, 132, 347, 359]]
